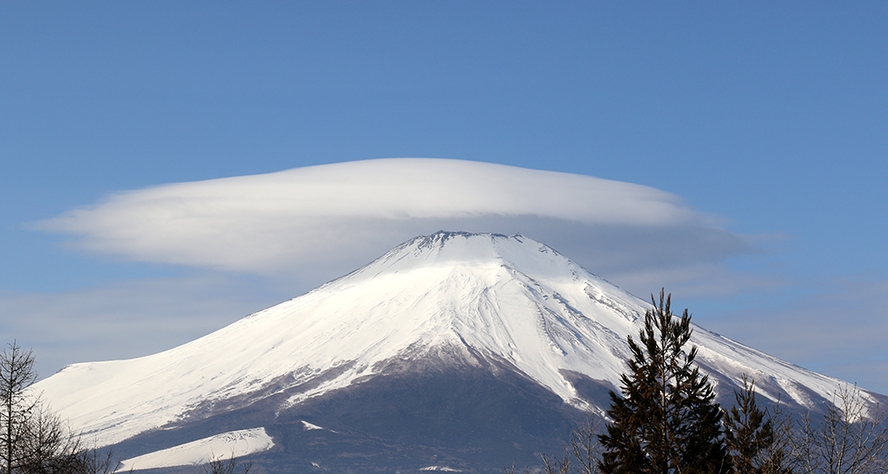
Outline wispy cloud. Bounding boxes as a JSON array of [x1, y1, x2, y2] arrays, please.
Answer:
[[36, 158, 751, 294]]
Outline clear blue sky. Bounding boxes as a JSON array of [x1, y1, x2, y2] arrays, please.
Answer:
[[2, 2, 887, 392]]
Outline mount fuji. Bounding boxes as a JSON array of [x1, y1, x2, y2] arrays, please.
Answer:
[[35, 231, 885, 473]]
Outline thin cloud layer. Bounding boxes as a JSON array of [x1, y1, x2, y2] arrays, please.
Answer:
[[38, 158, 749, 288], [703, 275, 888, 394], [0, 275, 288, 379]]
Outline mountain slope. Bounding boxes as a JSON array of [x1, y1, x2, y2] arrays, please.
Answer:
[[34, 232, 883, 472]]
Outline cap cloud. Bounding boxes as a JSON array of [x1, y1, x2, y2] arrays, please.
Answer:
[[37, 158, 750, 293]]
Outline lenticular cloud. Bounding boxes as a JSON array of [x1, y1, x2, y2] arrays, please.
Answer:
[[37, 158, 748, 284]]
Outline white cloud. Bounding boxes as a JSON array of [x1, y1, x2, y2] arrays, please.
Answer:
[[36, 158, 750, 293], [20, 159, 887, 394], [14, 158, 767, 379]]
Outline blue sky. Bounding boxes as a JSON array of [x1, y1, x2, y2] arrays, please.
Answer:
[[2, 2, 887, 393]]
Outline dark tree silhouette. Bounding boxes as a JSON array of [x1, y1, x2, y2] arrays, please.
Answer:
[[598, 289, 729, 474], [724, 375, 792, 474]]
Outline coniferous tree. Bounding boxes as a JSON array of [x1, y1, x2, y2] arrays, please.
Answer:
[[598, 289, 729, 474], [724, 376, 792, 474]]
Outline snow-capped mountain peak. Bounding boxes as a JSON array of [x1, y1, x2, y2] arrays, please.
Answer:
[[34, 232, 877, 459]]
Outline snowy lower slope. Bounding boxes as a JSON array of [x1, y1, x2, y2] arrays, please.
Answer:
[[35, 232, 875, 450], [118, 428, 273, 471]]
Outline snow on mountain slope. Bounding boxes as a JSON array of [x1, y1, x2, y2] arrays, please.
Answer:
[[118, 428, 273, 471], [35, 232, 867, 448]]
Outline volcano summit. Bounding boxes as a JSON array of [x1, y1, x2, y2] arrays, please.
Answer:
[[35, 231, 884, 473]]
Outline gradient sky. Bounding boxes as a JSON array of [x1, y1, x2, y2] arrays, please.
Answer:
[[2, 2, 887, 393]]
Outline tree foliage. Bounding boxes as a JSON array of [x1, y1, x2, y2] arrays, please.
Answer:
[[724, 375, 792, 474], [503, 289, 888, 474], [598, 289, 729, 474]]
